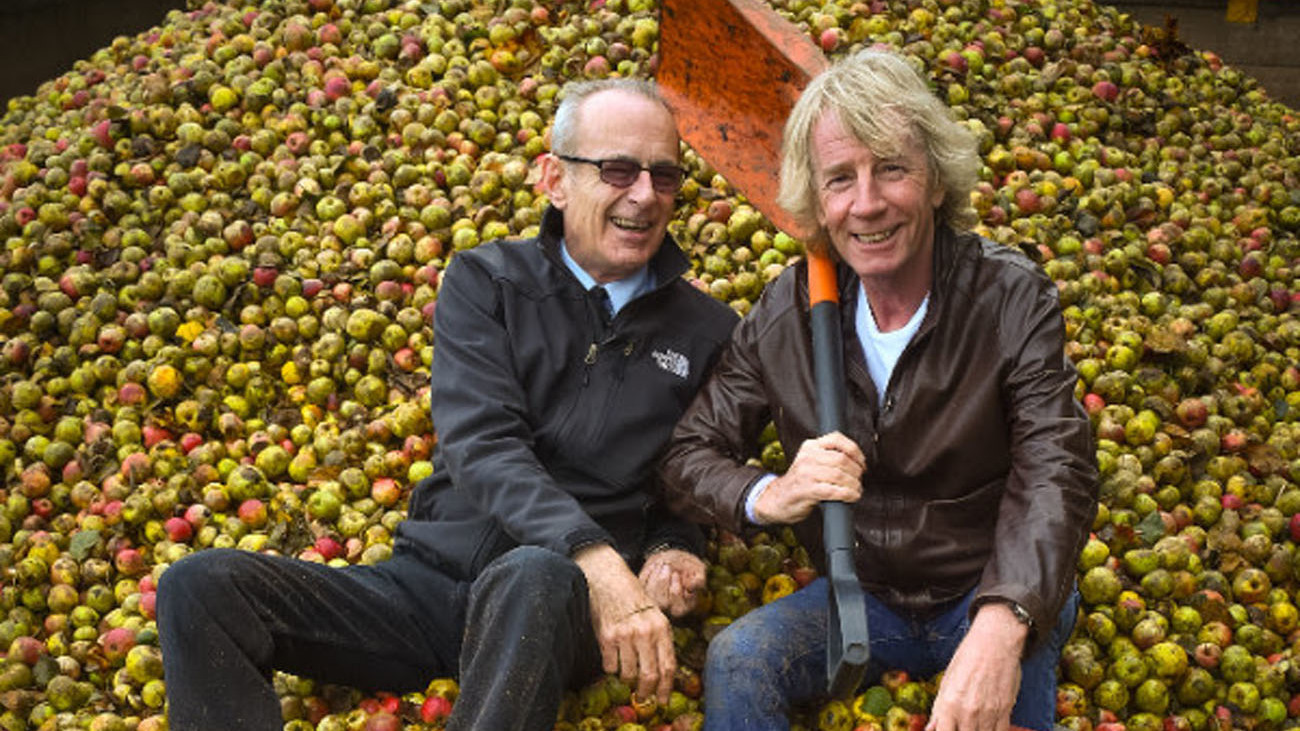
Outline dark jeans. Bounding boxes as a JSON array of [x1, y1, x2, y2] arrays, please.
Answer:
[[701, 578, 1080, 731], [157, 545, 603, 731]]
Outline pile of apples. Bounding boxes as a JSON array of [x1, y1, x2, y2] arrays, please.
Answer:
[[0, 0, 1296, 729]]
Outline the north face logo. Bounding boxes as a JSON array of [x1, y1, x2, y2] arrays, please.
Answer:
[[652, 348, 689, 379]]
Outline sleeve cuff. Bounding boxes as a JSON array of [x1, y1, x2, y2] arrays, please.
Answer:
[[744, 473, 779, 524], [564, 525, 616, 558]]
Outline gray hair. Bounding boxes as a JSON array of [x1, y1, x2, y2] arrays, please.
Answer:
[[550, 78, 673, 156], [778, 48, 980, 249]]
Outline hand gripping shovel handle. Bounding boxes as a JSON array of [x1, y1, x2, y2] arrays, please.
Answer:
[[808, 251, 871, 698]]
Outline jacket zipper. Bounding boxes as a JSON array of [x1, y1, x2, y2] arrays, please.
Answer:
[[583, 342, 598, 385], [583, 335, 631, 385]]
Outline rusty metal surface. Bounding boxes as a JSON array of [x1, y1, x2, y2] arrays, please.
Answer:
[[658, 0, 828, 237]]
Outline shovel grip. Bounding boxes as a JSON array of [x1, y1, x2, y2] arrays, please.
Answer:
[[808, 253, 844, 435], [808, 248, 839, 307]]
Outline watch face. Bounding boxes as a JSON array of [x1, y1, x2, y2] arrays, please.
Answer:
[[1011, 603, 1033, 627]]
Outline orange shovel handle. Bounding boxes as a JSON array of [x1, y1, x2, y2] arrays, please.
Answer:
[[808, 248, 839, 306]]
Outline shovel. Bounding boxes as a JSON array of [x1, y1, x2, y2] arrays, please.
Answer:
[[657, 0, 870, 698]]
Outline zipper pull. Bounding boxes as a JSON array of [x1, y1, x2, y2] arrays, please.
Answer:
[[585, 342, 598, 365]]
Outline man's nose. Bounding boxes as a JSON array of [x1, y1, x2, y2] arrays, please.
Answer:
[[850, 176, 886, 216], [625, 168, 657, 201]]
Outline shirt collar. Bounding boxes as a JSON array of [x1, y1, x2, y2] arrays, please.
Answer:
[[560, 241, 655, 316]]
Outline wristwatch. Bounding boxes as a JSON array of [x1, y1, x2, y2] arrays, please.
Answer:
[[1003, 600, 1035, 630]]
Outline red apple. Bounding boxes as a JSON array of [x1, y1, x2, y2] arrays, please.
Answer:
[[1092, 80, 1119, 102], [163, 516, 193, 543], [420, 695, 452, 724], [238, 499, 268, 528]]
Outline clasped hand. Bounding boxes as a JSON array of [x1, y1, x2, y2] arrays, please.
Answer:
[[575, 545, 706, 704]]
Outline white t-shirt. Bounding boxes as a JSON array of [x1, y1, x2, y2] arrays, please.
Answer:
[[854, 284, 929, 401]]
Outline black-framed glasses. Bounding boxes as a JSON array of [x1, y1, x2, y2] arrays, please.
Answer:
[[557, 154, 686, 193]]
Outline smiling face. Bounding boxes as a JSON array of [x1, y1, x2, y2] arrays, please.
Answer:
[[541, 89, 680, 283], [811, 112, 944, 298]]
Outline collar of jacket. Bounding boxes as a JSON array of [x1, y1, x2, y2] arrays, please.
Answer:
[[535, 205, 692, 292]]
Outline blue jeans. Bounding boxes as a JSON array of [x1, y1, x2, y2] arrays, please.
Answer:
[[702, 579, 1080, 731]]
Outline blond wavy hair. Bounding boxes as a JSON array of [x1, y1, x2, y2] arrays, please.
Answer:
[[777, 49, 979, 252]]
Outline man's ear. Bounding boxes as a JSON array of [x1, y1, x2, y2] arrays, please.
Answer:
[[539, 153, 567, 209]]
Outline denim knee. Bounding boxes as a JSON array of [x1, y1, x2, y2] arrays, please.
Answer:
[[703, 620, 750, 671], [704, 607, 799, 680], [703, 619, 779, 699], [700, 595, 833, 731]]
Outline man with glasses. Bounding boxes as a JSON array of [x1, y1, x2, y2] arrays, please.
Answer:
[[158, 79, 737, 730]]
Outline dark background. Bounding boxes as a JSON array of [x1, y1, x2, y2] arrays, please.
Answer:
[[1, 0, 1298, 112], [0, 0, 187, 110], [1110, 0, 1300, 109]]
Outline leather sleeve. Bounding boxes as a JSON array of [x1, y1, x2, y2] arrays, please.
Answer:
[[658, 280, 792, 533], [973, 269, 1098, 649]]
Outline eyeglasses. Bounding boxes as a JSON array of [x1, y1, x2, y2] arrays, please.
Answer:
[[557, 154, 686, 193]]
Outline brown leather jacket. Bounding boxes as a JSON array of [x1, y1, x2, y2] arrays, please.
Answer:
[[659, 225, 1097, 646]]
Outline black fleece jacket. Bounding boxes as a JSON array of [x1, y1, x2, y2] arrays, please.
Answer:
[[395, 206, 738, 579]]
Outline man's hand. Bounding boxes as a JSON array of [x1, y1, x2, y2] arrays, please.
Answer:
[[754, 432, 865, 524], [573, 544, 676, 704], [926, 603, 1029, 731], [639, 549, 707, 618]]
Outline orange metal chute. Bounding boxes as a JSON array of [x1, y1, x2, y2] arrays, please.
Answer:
[[657, 0, 827, 237]]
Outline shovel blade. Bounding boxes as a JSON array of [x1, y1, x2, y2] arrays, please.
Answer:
[[657, 0, 827, 236], [825, 502, 870, 698]]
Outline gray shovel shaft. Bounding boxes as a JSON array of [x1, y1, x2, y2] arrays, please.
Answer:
[[811, 297, 871, 697]]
